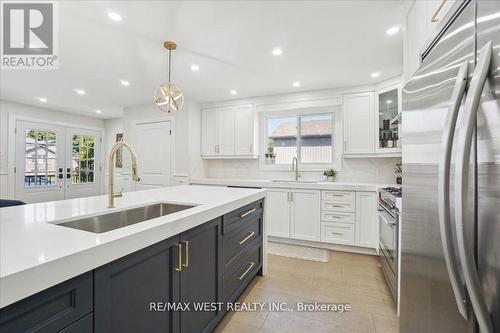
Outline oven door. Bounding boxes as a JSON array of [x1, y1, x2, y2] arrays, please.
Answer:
[[379, 206, 397, 273]]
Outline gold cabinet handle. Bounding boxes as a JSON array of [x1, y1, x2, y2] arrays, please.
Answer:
[[332, 204, 345, 208], [240, 208, 256, 218], [182, 240, 189, 268], [238, 231, 255, 245], [175, 243, 182, 272], [331, 232, 344, 235], [238, 262, 255, 280], [431, 0, 447, 23], [328, 215, 345, 219]]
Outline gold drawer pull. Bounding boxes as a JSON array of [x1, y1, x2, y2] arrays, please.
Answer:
[[328, 215, 345, 219], [332, 204, 345, 208], [181, 240, 189, 268], [238, 231, 255, 245], [240, 208, 256, 218], [330, 232, 344, 235], [175, 243, 182, 272], [238, 261, 255, 280], [332, 194, 345, 197]]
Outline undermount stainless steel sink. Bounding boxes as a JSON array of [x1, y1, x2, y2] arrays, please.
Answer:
[[57, 203, 196, 233], [271, 180, 318, 184]]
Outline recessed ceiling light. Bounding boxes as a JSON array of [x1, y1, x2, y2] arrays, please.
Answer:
[[95, 109, 102, 114], [272, 47, 283, 56], [386, 100, 393, 104], [370, 71, 381, 78], [292, 81, 301, 87], [108, 12, 122, 22], [190, 64, 200, 72], [37, 97, 47, 103], [74, 89, 86, 95], [386, 25, 400, 35], [230, 89, 238, 95], [120, 80, 130, 86]]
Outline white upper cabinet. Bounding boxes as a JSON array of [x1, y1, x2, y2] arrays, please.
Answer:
[[404, 0, 457, 82], [201, 104, 257, 158], [217, 107, 235, 155], [201, 108, 218, 156], [375, 84, 401, 153], [343, 91, 375, 155], [234, 105, 255, 155]]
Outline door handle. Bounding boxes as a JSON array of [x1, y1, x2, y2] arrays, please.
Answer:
[[454, 41, 493, 333], [175, 243, 182, 272], [181, 240, 189, 268], [437, 61, 468, 319]]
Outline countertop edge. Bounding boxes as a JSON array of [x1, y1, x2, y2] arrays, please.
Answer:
[[0, 190, 266, 308]]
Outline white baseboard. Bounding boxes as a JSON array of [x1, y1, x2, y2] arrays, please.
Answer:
[[268, 236, 378, 256], [267, 241, 329, 262]]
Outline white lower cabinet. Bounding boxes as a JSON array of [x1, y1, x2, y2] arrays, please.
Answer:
[[355, 191, 378, 248], [265, 188, 320, 241], [290, 190, 321, 242], [266, 188, 378, 251], [265, 188, 291, 238]]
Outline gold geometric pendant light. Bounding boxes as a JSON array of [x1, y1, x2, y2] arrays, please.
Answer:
[[154, 41, 184, 112]]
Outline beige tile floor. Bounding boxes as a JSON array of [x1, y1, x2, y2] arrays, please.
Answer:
[[215, 251, 399, 333]]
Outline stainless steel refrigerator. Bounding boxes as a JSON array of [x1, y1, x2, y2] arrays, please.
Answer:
[[401, 0, 500, 332]]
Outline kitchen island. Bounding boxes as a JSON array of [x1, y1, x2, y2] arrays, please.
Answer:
[[0, 185, 266, 333]]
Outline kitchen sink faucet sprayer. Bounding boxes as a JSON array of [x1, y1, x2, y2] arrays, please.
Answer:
[[292, 156, 300, 181], [108, 141, 140, 208]]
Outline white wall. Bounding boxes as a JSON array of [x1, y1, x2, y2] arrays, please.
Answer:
[[0, 100, 105, 199], [204, 158, 400, 184], [119, 99, 206, 186]]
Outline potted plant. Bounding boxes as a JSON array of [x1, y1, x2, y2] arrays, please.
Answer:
[[323, 168, 337, 182]]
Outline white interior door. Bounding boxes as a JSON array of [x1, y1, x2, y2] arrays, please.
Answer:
[[15, 121, 66, 203], [134, 120, 172, 189], [15, 121, 102, 203], [65, 128, 102, 199]]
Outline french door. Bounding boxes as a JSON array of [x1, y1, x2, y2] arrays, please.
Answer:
[[15, 120, 102, 203]]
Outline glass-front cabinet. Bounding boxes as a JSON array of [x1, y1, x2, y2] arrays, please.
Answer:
[[376, 84, 401, 153]]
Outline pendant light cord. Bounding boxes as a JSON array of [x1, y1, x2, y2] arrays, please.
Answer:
[[168, 49, 172, 83]]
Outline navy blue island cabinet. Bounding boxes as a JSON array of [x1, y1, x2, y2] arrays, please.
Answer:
[[0, 199, 264, 333]]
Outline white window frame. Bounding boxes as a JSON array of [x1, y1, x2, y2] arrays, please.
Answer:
[[259, 106, 342, 171]]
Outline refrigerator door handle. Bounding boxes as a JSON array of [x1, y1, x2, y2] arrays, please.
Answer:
[[454, 41, 494, 333], [438, 61, 469, 320]]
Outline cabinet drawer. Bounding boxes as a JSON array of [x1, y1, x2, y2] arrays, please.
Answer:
[[58, 313, 93, 333], [222, 200, 263, 235], [223, 214, 262, 268], [321, 222, 355, 245], [321, 190, 355, 203], [321, 211, 355, 224], [222, 241, 261, 302], [321, 200, 355, 213], [0, 272, 93, 333]]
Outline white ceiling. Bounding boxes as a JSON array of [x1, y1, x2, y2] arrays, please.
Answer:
[[0, 1, 407, 119]]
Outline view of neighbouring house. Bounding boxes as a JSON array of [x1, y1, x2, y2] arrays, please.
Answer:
[[268, 115, 333, 164]]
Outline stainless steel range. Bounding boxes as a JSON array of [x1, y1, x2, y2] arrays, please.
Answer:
[[378, 186, 401, 305]]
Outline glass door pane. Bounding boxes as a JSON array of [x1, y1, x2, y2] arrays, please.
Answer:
[[378, 88, 400, 150]]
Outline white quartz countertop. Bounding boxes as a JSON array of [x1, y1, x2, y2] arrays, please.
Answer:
[[0, 185, 266, 308], [191, 178, 396, 192]]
